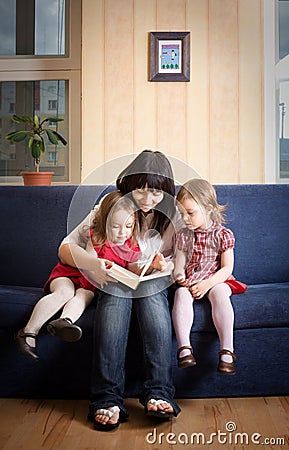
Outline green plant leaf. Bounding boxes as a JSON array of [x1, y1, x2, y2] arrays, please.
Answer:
[[28, 136, 34, 149], [34, 115, 39, 126], [33, 134, 42, 142], [46, 129, 59, 145], [5, 131, 28, 142], [50, 130, 67, 145], [40, 137, 45, 153], [41, 117, 64, 124], [12, 115, 33, 123], [31, 141, 41, 159]]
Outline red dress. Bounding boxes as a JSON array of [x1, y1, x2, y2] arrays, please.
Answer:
[[44, 239, 140, 293]]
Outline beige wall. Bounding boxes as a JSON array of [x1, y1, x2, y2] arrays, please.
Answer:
[[82, 0, 264, 184]]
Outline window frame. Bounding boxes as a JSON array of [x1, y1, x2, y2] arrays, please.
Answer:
[[0, 0, 81, 185], [264, 0, 289, 183]]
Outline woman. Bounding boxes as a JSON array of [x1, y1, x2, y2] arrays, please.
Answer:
[[58, 150, 182, 431]]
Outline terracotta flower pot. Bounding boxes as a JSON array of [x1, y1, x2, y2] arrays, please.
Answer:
[[21, 171, 54, 186]]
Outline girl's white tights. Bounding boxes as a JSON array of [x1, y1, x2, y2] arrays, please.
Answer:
[[172, 283, 234, 363], [24, 277, 94, 346]]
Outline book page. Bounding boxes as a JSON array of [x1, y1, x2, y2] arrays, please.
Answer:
[[108, 259, 174, 290], [139, 253, 156, 278]]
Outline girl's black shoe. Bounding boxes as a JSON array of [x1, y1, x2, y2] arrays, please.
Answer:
[[15, 329, 39, 361]]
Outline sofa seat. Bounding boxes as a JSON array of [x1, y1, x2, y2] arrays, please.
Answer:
[[188, 283, 289, 333]]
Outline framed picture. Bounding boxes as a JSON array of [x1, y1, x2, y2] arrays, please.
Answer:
[[149, 31, 190, 82]]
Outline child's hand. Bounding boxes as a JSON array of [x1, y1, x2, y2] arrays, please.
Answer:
[[189, 279, 211, 299], [151, 252, 168, 271], [88, 258, 117, 288], [174, 272, 189, 287]]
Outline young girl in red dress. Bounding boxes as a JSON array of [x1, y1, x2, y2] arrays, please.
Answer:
[[16, 190, 140, 360], [172, 179, 247, 375]]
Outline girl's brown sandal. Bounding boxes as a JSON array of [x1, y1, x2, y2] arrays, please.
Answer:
[[218, 349, 236, 375], [177, 345, 196, 368]]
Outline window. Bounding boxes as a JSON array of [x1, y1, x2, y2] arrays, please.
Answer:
[[0, 0, 81, 184], [48, 151, 58, 163], [279, 0, 289, 60], [48, 99, 58, 110], [0, 0, 66, 57], [1, 80, 68, 178], [264, 0, 289, 182]]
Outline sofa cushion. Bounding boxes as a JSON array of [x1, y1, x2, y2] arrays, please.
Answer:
[[0, 285, 43, 329], [215, 184, 289, 285], [189, 282, 289, 333], [0, 284, 96, 331]]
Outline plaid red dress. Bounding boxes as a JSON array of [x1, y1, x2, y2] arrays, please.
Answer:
[[176, 222, 235, 283]]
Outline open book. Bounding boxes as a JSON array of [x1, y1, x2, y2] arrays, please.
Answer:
[[108, 256, 174, 290]]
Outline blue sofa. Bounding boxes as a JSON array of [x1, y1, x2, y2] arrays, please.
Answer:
[[0, 184, 288, 399]]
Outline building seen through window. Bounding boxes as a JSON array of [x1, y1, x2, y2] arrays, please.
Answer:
[[279, 0, 289, 179]]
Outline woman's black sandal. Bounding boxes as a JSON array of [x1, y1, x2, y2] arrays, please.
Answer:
[[145, 399, 173, 421], [177, 345, 196, 368], [15, 329, 39, 361]]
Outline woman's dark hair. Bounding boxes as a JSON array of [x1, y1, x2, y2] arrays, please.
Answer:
[[116, 150, 176, 235]]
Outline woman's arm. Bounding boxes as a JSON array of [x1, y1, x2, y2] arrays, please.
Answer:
[[190, 249, 234, 298], [58, 211, 93, 265], [58, 210, 117, 288]]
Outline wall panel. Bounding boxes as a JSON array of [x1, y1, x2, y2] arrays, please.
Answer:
[[238, 0, 264, 182], [82, 0, 105, 177], [82, 0, 264, 184], [134, 0, 157, 154], [186, 0, 210, 178], [104, 0, 134, 160], [209, 0, 239, 183]]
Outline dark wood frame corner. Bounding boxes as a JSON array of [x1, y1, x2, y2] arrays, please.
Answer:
[[149, 31, 190, 82]]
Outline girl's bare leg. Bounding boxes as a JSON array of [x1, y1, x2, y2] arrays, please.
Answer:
[[24, 277, 75, 346], [60, 288, 94, 323]]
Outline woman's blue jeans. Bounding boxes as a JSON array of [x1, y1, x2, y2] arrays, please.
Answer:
[[89, 278, 180, 418]]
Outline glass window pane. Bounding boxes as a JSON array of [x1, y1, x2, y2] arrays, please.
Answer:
[[35, 0, 65, 55], [0, 0, 66, 56], [0, 80, 69, 182], [279, 81, 289, 178], [0, 1, 16, 55], [279, 0, 289, 60]]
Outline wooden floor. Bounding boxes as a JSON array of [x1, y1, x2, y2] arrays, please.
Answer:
[[0, 397, 288, 449]]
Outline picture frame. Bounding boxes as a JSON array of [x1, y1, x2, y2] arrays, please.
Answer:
[[149, 31, 190, 82]]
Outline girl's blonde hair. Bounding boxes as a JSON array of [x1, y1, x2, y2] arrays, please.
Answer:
[[80, 190, 138, 247], [176, 178, 227, 224]]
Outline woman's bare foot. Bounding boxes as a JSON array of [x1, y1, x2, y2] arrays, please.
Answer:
[[146, 399, 174, 420], [94, 406, 120, 426]]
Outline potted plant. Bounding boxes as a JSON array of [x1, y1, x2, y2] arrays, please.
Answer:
[[5, 114, 67, 185]]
